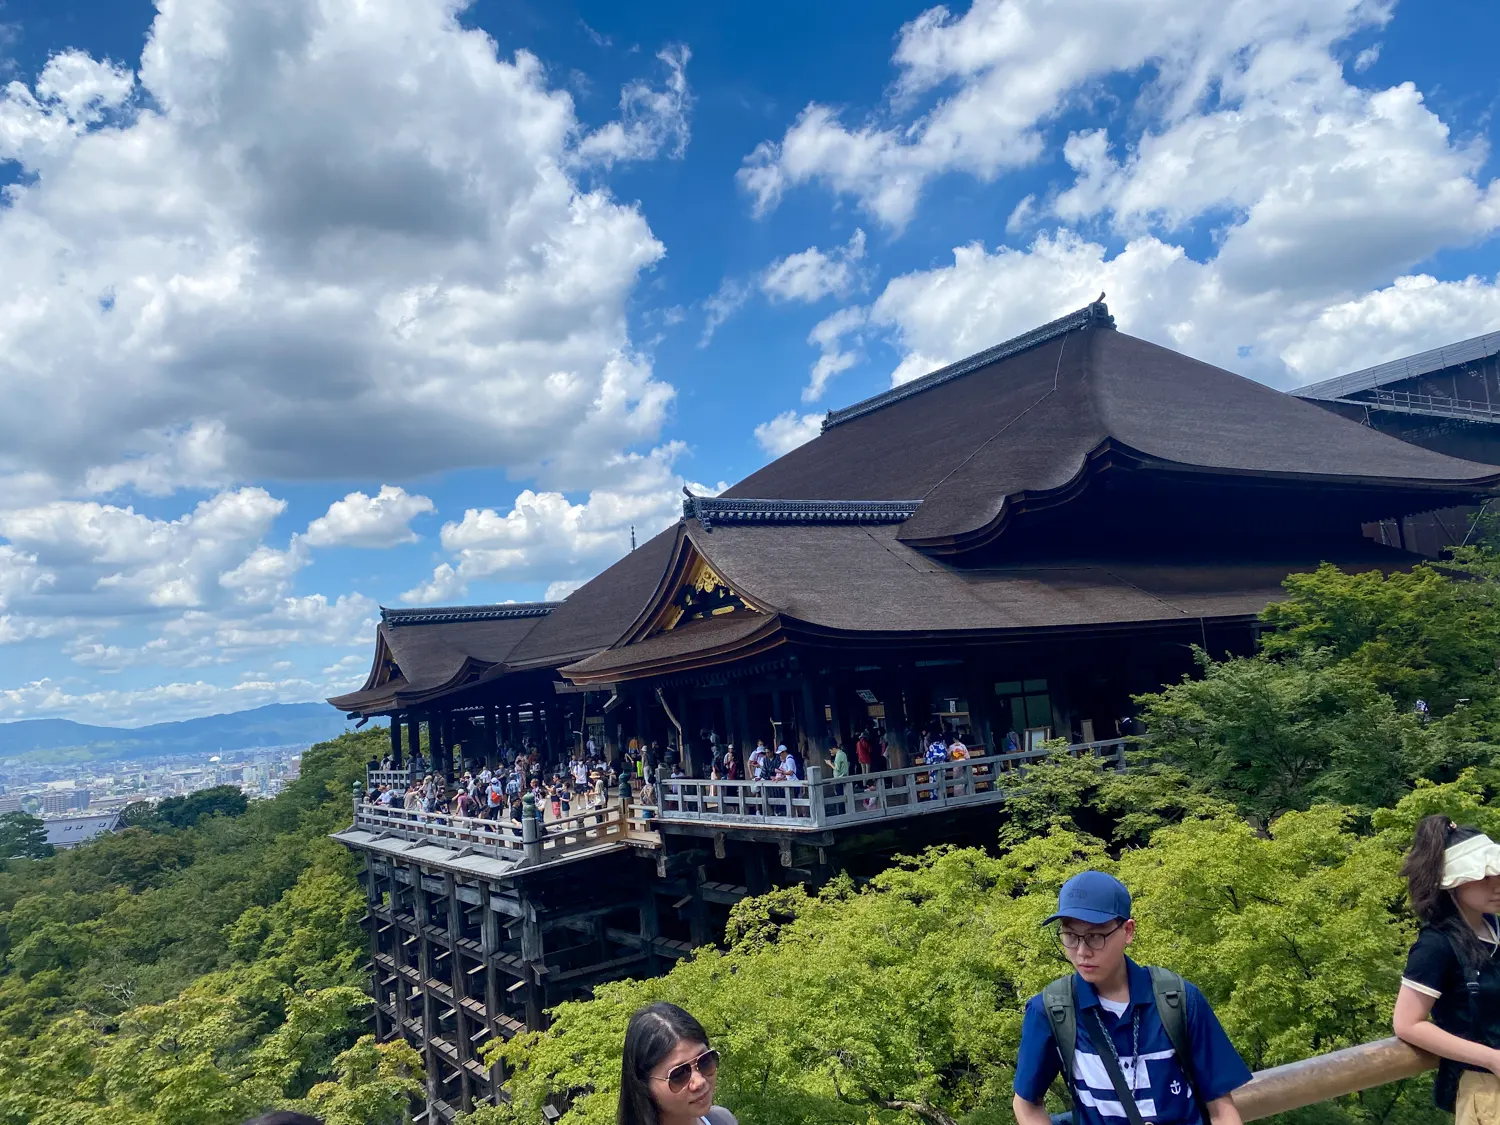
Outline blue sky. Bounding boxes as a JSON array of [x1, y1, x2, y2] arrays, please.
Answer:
[[1, 0, 1498, 724]]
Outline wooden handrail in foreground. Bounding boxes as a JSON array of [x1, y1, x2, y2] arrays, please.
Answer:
[[1236, 1037, 1437, 1122]]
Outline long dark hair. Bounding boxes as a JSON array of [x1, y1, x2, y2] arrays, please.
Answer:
[[618, 1002, 711, 1125], [1401, 814, 1489, 966]]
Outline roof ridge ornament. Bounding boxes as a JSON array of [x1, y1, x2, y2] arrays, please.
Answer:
[[682, 493, 921, 530], [380, 603, 558, 626], [821, 297, 1114, 431]]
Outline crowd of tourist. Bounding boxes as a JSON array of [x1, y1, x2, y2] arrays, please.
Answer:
[[362, 722, 1010, 826]]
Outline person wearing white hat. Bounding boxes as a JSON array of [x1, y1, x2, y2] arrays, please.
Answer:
[[1394, 815, 1500, 1125]]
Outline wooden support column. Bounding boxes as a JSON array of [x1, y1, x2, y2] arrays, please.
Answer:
[[389, 718, 403, 770], [519, 890, 545, 1032], [732, 692, 751, 776], [479, 880, 505, 1096], [445, 874, 473, 1112], [688, 865, 711, 948], [393, 874, 413, 1038], [412, 873, 440, 1117], [745, 846, 771, 897], [799, 677, 825, 764], [484, 703, 498, 768], [407, 714, 422, 774], [365, 857, 389, 1039], [640, 889, 662, 977]]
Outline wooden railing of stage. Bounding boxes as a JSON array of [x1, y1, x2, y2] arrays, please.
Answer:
[[654, 739, 1127, 832], [357, 739, 1124, 847], [367, 768, 412, 789], [350, 795, 660, 864]]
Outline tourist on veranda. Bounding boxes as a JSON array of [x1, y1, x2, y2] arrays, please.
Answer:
[[618, 1001, 735, 1125], [855, 730, 873, 775], [830, 740, 850, 804], [1012, 870, 1251, 1125], [1392, 816, 1500, 1125]]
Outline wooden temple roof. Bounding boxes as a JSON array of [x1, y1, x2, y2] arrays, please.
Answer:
[[559, 523, 1416, 684], [328, 603, 556, 714], [330, 300, 1500, 710], [726, 300, 1500, 555]]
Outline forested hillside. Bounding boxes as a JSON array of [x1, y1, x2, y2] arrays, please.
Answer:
[[0, 725, 418, 1125], [2, 552, 1498, 1125]]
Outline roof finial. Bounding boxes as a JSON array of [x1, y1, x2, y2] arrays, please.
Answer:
[[1097, 291, 1106, 304], [630, 525, 636, 551]]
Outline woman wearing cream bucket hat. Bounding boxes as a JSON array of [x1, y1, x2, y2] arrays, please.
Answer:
[[1394, 816, 1500, 1125]]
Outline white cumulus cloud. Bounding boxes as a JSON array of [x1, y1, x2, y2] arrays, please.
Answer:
[[761, 229, 867, 303], [739, 0, 1395, 230], [753, 411, 825, 458], [303, 485, 435, 549], [0, 0, 685, 498]]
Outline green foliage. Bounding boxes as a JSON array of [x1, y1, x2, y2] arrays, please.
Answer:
[[481, 779, 1485, 1125], [0, 813, 53, 861], [1137, 553, 1500, 820], [0, 727, 416, 1125], [152, 785, 250, 829]]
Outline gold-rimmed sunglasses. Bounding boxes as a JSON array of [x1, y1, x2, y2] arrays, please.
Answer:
[[651, 1048, 720, 1092]]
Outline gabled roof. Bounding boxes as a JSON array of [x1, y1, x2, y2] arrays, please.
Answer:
[[1293, 330, 1500, 401], [328, 602, 557, 714], [726, 300, 1500, 555], [506, 527, 681, 670]]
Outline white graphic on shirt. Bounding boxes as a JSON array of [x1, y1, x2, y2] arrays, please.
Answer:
[[1170, 1081, 1182, 1095], [1071, 1049, 1179, 1119]]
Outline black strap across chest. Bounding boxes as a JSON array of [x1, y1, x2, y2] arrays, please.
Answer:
[[1086, 1007, 1150, 1125]]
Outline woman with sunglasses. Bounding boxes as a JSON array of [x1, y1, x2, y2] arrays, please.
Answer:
[[618, 1002, 736, 1125]]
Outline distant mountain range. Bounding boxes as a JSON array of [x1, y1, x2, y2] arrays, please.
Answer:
[[0, 702, 368, 763]]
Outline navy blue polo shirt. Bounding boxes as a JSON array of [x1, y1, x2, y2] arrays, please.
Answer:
[[1014, 959, 1251, 1125]]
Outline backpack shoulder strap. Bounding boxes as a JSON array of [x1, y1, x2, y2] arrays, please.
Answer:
[[1148, 966, 1206, 1106], [1042, 975, 1078, 1090]]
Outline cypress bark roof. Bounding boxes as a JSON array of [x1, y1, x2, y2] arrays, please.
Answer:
[[727, 302, 1499, 554], [328, 603, 556, 714]]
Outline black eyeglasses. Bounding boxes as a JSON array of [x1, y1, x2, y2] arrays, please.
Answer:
[[651, 1048, 720, 1092], [1057, 923, 1125, 951]]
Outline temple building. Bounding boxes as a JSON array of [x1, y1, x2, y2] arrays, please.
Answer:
[[1293, 331, 1500, 554], [329, 300, 1500, 1120], [334, 300, 1500, 775]]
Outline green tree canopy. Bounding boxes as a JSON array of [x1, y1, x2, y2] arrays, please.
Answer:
[[152, 785, 250, 829], [0, 814, 52, 862]]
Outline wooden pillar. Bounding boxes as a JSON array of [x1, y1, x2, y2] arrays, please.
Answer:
[[520, 890, 545, 1032], [365, 857, 389, 1039], [393, 872, 413, 1038], [407, 714, 421, 774], [675, 689, 693, 777], [877, 672, 904, 768], [640, 889, 662, 976], [688, 865, 711, 948], [798, 678, 825, 764], [445, 875, 473, 1111], [413, 872, 440, 1116], [389, 718, 403, 769], [732, 692, 751, 776], [479, 880, 505, 1098]]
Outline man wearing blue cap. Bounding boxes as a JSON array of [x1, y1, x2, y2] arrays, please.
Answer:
[[1013, 871, 1251, 1125]]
